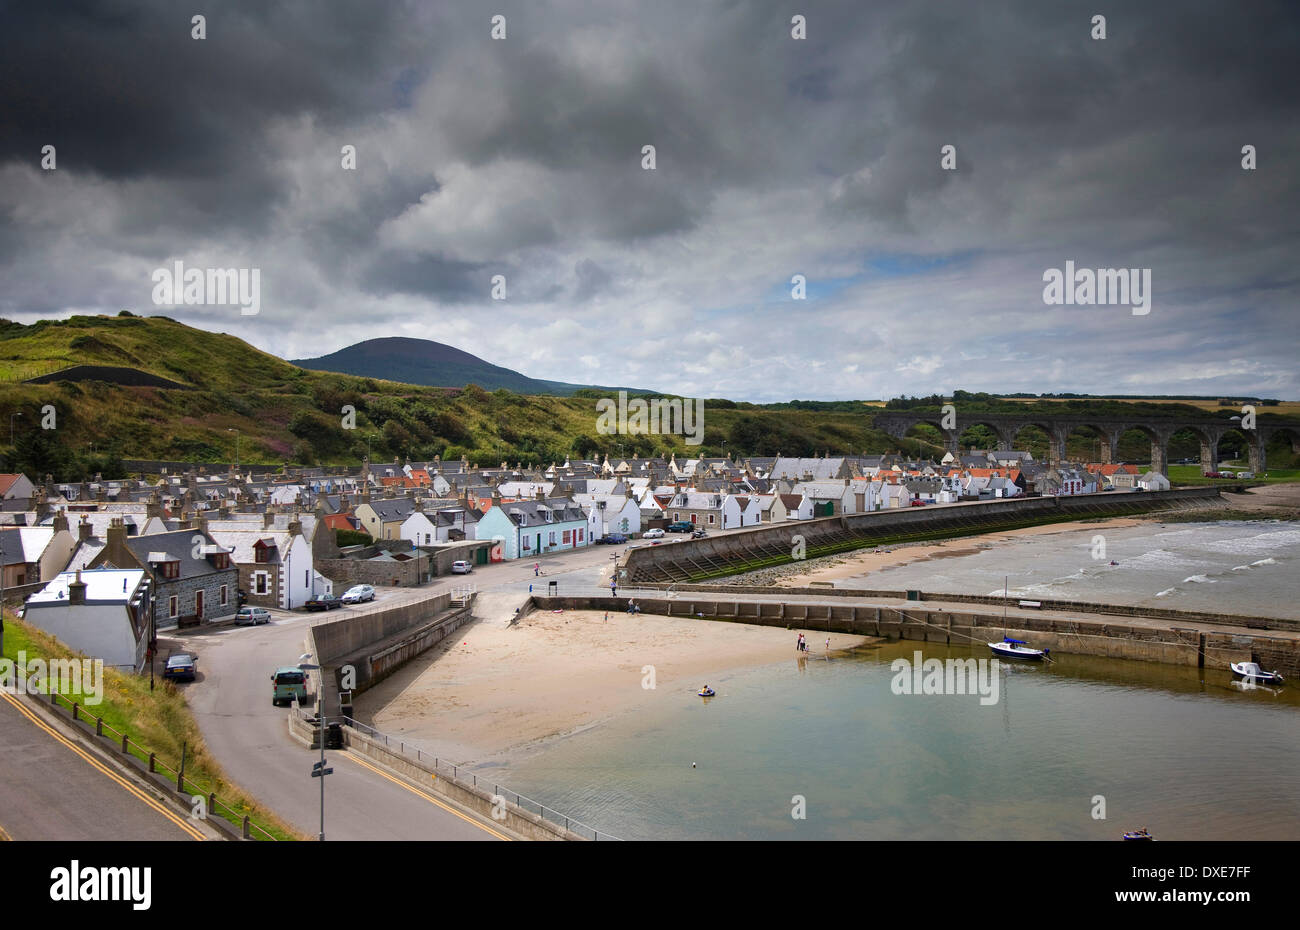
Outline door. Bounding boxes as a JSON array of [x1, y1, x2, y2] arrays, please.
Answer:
[[195, 589, 204, 619]]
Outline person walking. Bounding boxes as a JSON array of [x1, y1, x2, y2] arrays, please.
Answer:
[[610, 577, 618, 596], [534, 562, 540, 576]]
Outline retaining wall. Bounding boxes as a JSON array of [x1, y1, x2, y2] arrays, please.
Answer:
[[529, 594, 1300, 678], [625, 487, 1224, 582]]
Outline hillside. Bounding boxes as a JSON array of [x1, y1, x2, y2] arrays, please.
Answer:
[[0, 314, 897, 480], [291, 336, 653, 396]]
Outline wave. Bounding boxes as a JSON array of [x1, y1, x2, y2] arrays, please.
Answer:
[[1231, 565, 1252, 572], [1251, 557, 1277, 566], [1182, 574, 1216, 584], [1155, 587, 1177, 597]]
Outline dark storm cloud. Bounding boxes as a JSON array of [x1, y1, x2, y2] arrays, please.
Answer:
[[0, 0, 1297, 399]]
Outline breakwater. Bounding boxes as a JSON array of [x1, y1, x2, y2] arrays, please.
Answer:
[[624, 487, 1225, 583], [527, 592, 1300, 678]]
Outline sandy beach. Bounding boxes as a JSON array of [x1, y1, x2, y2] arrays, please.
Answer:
[[362, 606, 872, 764]]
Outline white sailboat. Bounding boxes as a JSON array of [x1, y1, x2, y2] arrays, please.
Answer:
[[988, 576, 1050, 661]]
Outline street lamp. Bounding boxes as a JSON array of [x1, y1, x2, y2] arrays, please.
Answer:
[[298, 652, 329, 841], [227, 428, 240, 474], [9, 410, 21, 448]]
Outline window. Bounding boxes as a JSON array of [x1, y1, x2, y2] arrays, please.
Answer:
[[255, 572, 269, 595], [709, 514, 715, 524], [522, 536, 531, 551], [562, 530, 571, 544], [220, 584, 228, 606], [578, 529, 584, 542], [168, 596, 178, 618], [549, 532, 556, 546], [424, 533, 431, 545]]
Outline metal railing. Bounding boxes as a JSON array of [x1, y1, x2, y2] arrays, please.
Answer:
[[335, 714, 621, 841], [39, 689, 280, 840]]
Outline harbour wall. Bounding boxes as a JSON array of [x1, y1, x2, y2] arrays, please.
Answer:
[[528, 594, 1300, 678], [624, 487, 1225, 583]]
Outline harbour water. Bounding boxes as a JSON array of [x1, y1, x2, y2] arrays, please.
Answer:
[[491, 640, 1300, 840], [486, 520, 1300, 840]]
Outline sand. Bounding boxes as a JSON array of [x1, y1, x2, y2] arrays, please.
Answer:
[[772, 518, 1147, 587], [361, 606, 871, 764]]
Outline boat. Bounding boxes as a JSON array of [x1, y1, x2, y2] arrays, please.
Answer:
[[697, 687, 715, 697], [989, 637, 1050, 661], [1122, 828, 1154, 841], [1230, 662, 1285, 685], [988, 576, 1050, 661]]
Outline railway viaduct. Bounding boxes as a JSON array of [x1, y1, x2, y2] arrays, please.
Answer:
[[872, 411, 1300, 475]]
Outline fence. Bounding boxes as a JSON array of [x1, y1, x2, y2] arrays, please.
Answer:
[[335, 714, 620, 841], [35, 688, 280, 841]]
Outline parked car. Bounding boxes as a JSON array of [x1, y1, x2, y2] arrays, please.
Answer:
[[451, 560, 473, 574], [643, 528, 665, 539], [340, 584, 376, 604], [234, 606, 272, 625], [304, 594, 343, 611], [910, 499, 927, 506], [692, 528, 708, 538], [1236, 471, 1255, 479], [599, 533, 628, 545], [164, 653, 196, 682], [667, 522, 694, 533], [271, 666, 308, 706]]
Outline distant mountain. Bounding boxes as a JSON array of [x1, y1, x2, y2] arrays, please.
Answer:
[[290, 337, 652, 396]]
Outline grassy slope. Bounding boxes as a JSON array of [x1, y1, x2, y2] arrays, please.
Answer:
[[1, 314, 1295, 472]]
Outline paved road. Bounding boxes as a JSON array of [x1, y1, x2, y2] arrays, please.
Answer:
[[181, 599, 508, 840], [0, 691, 205, 841]]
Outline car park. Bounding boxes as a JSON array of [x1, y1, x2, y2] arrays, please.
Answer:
[[164, 653, 196, 682], [451, 560, 473, 574], [667, 522, 694, 533], [234, 606, 272, 625], [341, 585, 376, 604], [304, 594, 343, 611]]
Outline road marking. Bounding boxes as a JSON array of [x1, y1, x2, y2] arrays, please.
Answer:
[[0, 691, 206, 841], [0, 821, 10, 841], [338, 752, 511, 841]]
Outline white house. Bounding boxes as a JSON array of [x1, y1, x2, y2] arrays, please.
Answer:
[[22, 568, 152, 672]]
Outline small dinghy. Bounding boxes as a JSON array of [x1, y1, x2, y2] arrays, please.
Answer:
[[1230, 661, 1285, 685], [697, 686, 715, 697], [989, 637, 1050, 661], [1122, 828, 1154, 841]]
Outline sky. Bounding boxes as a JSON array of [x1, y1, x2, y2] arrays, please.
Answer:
[[1, 0, 1298, 403]]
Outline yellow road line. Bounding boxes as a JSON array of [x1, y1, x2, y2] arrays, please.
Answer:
[[337, 752, 511, 841], [0, 821, 10, 841], [0, 691, 205, 841]]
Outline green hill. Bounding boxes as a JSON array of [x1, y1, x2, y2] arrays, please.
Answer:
[[0, 314, 896, 480]]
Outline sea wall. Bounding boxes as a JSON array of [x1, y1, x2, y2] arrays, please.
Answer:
[[624, 487, 1224, 583], [529, 593, 1300, 678]]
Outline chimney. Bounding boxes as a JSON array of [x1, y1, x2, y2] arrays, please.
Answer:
[[68, 569, 87, 605], [263, 510, 275, 529], [106, 517, 127, 556], [52, 510, 69, 533], [288, 513, 303, 537], [146, 493, 163, 520], [78, 517, 93, 543]]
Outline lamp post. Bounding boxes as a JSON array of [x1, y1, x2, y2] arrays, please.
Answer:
[[227, 428, 240, 474], [9, 410, 21, 448]]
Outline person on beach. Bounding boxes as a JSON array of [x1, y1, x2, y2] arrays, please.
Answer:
[[797, 633, 804, 652], [534, 562, 540, 576]]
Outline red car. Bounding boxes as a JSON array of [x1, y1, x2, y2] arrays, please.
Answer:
[[910, 499, 927, 506]]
